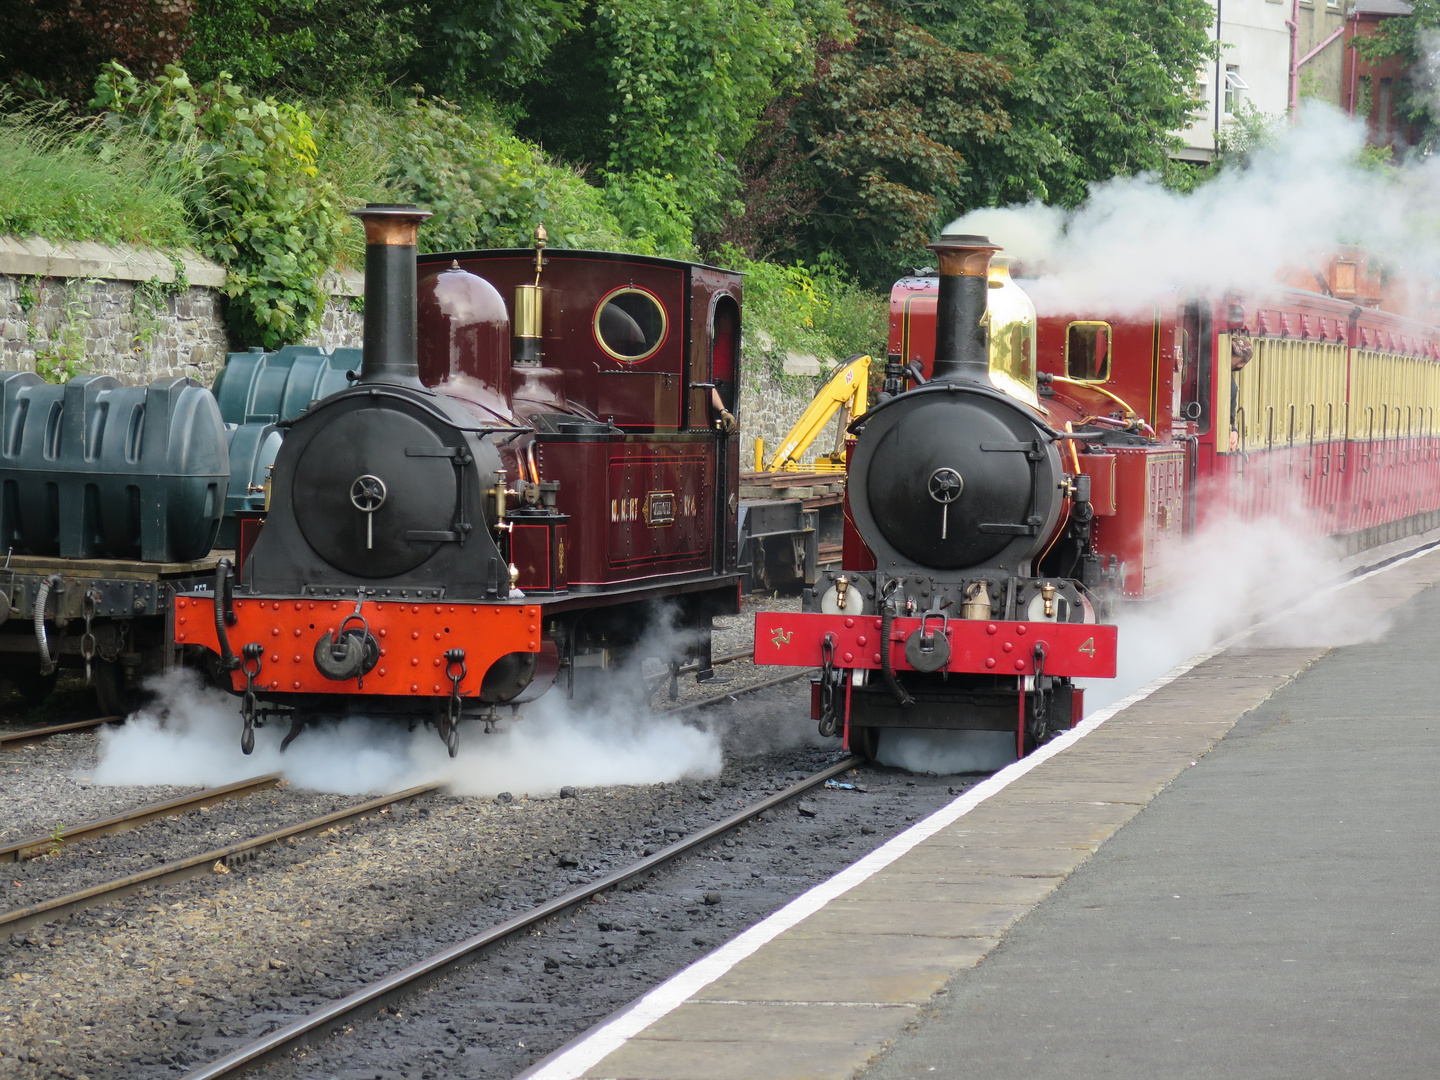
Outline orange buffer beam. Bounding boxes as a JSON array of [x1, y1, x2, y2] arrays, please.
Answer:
[[176, 596, 541, 697], [752, 611, 1117, 679]]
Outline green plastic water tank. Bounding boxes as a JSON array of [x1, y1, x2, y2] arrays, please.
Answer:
[[0, 373, 229, 563], [218, 421, 282, 548], [211, 345, 359, 425]]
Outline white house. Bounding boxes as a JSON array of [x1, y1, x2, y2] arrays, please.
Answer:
[[1176, 0, 1353, 161]]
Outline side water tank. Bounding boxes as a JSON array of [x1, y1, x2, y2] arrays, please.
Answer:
[[211, 345, 359, 425], [0, 373, 229, 563]]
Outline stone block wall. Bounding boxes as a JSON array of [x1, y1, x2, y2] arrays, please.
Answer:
[[737, 348, 846, 472], [0, 236, 363, 387]]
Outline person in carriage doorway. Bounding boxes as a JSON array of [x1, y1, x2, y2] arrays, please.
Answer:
[[1227, 303, 1255, 451]]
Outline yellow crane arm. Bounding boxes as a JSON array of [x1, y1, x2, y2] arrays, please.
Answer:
[[764, 354, 872, 472]]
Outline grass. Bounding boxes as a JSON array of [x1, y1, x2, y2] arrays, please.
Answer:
[[0, 101, 197, 251]]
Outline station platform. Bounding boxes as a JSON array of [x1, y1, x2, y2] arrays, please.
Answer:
[[529, 547, 1440, 1080]]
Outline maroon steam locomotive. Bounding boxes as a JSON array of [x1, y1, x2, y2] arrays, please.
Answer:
[[185, 206, 743, 755]]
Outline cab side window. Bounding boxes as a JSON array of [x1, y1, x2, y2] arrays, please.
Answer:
[[1066, 322, 1111, 382]]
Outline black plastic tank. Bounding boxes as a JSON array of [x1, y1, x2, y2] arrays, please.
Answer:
[[0, 373, 229, 562], [210, 345, 359, 426]]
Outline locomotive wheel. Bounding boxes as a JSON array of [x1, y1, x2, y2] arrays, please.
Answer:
[[850, 725, 882, 761]]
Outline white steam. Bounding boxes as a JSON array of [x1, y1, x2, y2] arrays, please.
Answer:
[[1081, 506, 1394, 714], [93, 669, 721, 797], [879, 499, 1396, 775], [946, 103, 1440, 315], [877, 729, 1016, 776]]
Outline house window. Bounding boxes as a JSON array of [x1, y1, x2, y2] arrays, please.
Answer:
[[1224, 67, 1249, 116]]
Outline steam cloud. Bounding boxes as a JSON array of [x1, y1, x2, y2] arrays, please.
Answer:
[[948, 103, 1440, 316], [1082, 502, 1395, 714], [93, 652, 722, 797]]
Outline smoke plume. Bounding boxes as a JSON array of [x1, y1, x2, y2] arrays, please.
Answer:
[[948, 103, 1440, 316]]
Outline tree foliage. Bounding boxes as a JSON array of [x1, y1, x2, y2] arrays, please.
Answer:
[[413, 0, 581, 98], [516, 0, 849, 230], [183, 0, 421, 98], [786, 3, 1014, 280], [0, 0, 192, 101], [933, 0, 1214, 207]]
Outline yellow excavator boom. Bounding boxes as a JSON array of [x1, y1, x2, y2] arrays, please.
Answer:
[[764, 354, 872, 473]]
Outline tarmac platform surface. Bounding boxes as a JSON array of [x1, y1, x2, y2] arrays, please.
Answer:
[[531, 548, 1440, 1080]]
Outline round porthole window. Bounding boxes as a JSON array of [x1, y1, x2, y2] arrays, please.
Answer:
[[594, 286, 667, 363]]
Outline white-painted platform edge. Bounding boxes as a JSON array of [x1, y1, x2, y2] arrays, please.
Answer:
[[522, 545, 1432, 1080]]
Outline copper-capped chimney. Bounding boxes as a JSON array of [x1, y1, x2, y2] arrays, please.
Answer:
[[351, 203, 433, 387], [927, 231, 999, 384]]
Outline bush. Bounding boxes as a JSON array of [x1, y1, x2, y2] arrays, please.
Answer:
[[320, 95, 700, 260], [92, 62, 351, 349], [721, 245, 888, 392]]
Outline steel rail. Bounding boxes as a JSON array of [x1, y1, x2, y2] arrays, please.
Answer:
[[0, 715, 122, 751], [663, 669, 811, 712], [644, 648, 754, 694], [179, 755, 865, 1080], [1, 773, 283, 863], [0, 782, 443, 937]]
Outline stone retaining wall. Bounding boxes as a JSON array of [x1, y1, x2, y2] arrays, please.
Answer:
[[0, 235, 362, 386]]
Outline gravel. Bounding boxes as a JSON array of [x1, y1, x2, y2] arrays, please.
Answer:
[[0, 590, 979, 1080], [0, 742, 966, 1080], [1, 733, 200, 847]]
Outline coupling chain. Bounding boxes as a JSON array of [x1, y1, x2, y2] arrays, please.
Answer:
[[442, 648, 466, 758], [240, 642, 264, 755], [80, 589, 98, 683], [1029, 642, 1049, 744], [817, 633, 844, 739]]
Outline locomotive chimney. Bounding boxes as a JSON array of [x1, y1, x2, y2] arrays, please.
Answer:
[[352, 203, 433, 387], [928, 231, 1000, 384]]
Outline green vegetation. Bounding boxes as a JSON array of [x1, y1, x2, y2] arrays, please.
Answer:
[[0, 0, 1217, 364], [728, 249, 890, 388], [0, 101, 193, 249]]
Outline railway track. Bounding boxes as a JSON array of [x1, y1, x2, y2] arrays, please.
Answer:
[[644, 648, 752, 695], [178, 755, 864, 1080], [0, 781, 442, 937], [0, 772, 282, 864], [0, 715, 121, 751]]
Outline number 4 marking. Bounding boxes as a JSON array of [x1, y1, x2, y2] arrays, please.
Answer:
[[1078, 637, 1096, 657]]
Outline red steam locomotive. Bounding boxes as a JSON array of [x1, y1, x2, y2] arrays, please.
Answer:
[[756, 231, 1440, 765], [182, 206, 743, 755], [755, 232, 1119, 766], [889, 246, 1440, 601]]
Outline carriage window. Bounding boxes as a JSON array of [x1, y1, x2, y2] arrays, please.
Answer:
[[594, 287, 667, 363], [1066, 322, 1111, 382]]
